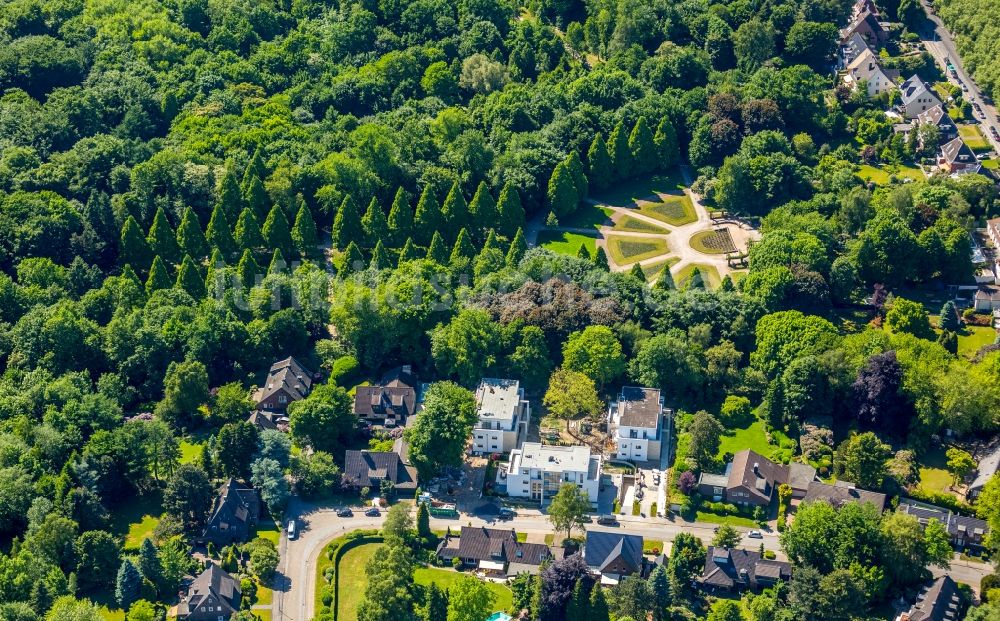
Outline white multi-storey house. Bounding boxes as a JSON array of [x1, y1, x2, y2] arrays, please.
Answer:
[[503, 443, 602, 504], [609, 387, 664, 462], [471, 378, 530, 455]]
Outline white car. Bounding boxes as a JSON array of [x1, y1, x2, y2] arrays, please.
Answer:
[[747, 530, 763, 539], [287, 519, 297, 540]]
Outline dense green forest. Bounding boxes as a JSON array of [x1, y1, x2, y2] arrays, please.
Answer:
[[0, 0, 1000, 618], [936, 0, 1000, 100]]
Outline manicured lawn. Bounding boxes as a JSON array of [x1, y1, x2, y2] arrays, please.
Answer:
[[413, 567, 513, 612], [982, 159, 999, 171], [636, 195, 697, 226], [675, 263, 721, 289], [256, 584, 274, 606], [99, 607, 125, 621], [689, 229, 736, 254], [959, 124, 991, 152], [559, 204, 613, 230], [126, 514, 161, 550], [641, 257, 680, 282], [693, 510, 758, 527], [536, 230, 598, 256], [606, 235, 669, 265], [958, 325, 996, 357], [918, 445, 954, 496], [613, 215, 670, 233], [592, 170, 687, 207], [110, 491, 163, 551], [180, 439, 205, 464], [254, 608, 272, 621], [717, 419, 770, 460], [642, 539, 664, 554], [856, 164, 924, 184], [337, 543, 381, 621], [254, 519, 281, 545]]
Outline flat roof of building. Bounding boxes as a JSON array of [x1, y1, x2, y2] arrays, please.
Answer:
[[616, 387, 663, 430], [513, 443, 594, 474], [475, 378, 522, 422]]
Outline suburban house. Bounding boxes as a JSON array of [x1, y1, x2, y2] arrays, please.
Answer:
[[915, 105, 958, 140], [609, 386, 665, 462], [471, 378, 531, 455], [840, 31, 871, 67], [175, 564, 241, 620], [852, 0, 880, 19], [343, 449, 418, 494], [894, 576, 965, 621], [898, 498, 988, 551], [844, 49, 897, 97], [584, 531, 645, 584], [974, 286, 1000, 313], [698, 449, 790, 507], [899, 76, 943, 119], [802, 480, 888, 511], [201, 479, 261, 545], [937, 137, 981, 175], [436, 527, 558, 577], [251, 357, 313, 414], [353, 365, 419, 428], [970, 444, 1000, 498], [699, 547, 792, 593], [502, 442, 602, 504], [246, 410, 279, 432], [840, 10, 888, 48]]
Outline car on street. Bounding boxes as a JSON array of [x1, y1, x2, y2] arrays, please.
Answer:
[[337, 508, 353, 517], [747, 529, 763, 539], [365, 508, 381, 517], [498, 508, 516, 521], [287, 519, 297, 540], [596, 515, 619, 526]]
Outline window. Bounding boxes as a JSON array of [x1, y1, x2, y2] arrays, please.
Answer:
[[278, 394, 287, 404]]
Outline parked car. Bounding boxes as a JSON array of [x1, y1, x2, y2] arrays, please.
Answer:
[[747, 530, 763, 539], [596, 515, 619, 526], [287, 519, 297, 540], [498, 508, 516, 521], [337, 508, 353, 518], [365, 508, 381, 517]]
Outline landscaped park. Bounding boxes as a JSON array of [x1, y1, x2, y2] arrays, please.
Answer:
[[533, 169, 757, 288]]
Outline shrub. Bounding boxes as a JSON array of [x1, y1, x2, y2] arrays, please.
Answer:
[[241, 577, 256, 603], [981, 574, 1000, 597], [763, 550, 776, 560], [330, 355, 360, 384], [452, 557, 463, 570], [632, 500, 641, 515], [612, 499, 621, 513], [678, 471, 696, 494], [321, 586, 333, 606], [650, 502, 658, 517], [323, 567, 334, 583]]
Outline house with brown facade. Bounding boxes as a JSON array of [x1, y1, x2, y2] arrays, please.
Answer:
[[895, 576, 965, 621], [938, 137, 981, 175], [353, 365, 419, 428], [840, 10, 888, 48], [175, 564, 241, 620], [251, 357, 313, 414], [698, 450, 795, 508], [584, 531, 645, 585]]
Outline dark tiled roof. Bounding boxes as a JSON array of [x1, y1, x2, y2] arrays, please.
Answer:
[[343, 450, 418, 490], [354, 366, 419, 420], [802, 481, 887, 510], [247, 410, 278, 431], [176, 564, 241, 618], [584, 531, 643, 576], [726, 450, 788, 504], [203, 479, 260, 541], [700, 547, 791, 591], [617, 387, 662, 429], [443, 527, 553, 566], [898, 499, 988, 539], [916, 105, 955, 131], [906, 576, 964, 621], [940, 137, 977, 165], [900, 76, 937, 106], [253, 357, 312, 405]]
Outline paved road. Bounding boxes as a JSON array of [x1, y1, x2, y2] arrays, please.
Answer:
[[917, 0, 1000, 152]]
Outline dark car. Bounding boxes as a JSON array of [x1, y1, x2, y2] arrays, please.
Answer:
[[337, 508, 353, 518], [498, 508, 516, 521], [365, 508, 381, 517], [596, 515, 618, 526]]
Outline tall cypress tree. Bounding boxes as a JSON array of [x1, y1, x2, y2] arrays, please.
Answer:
[[292, 199, 319, 259], [577, 243, 591, 260], [547, 161, 578, 218], [268, 248, 287, 274], [332, 195, 363, 250], [469, 181, 498, 237], [423, 583, 448, 621], [629, 116, 658, 174], [206, 203, 236, 257], [237, 249, 261, 290], [629, 262, 646, 282], [262, 204, 293, 256], [654, 117, 680, 169], [82, 191, 117, 265], [450, 228, 475, 264], [565, 151, 589, 201], [427, 231, 448, 264], [566, 580, 589, 621], [361, 197, 389, 248], [138, 538, 162, 592], [338, 241, 364, 275], [242, 146, 266, 191], [234, 208, 264, 251], [399, 238, 420, 264], [387, 187, 413, 246], [594, 246, 610, 271], [216, 167, 244, 222], [687, 266, 705, 289], [206, 248, 226, 291], [175, 255, 206, 299], [115, 559, 142, 609], [656, 266, 675, 290], [146, 256, 172, 295], [120, 264, 142, 288], [120, 216, 151, 271], [483, 229, 499, 253], [242, 175, 269, 219], [587, 133, 614, 190], [608, 120, 634, 180], [370, 240, 391, 270], [588, 584, 610, 621], [441, 181, 469, 238], [497, 184, 525, 239], [413, 186, 442, 245], [506, 228, 527, 267], [176, 207, 209, 260], [146, 208, 180, 265]]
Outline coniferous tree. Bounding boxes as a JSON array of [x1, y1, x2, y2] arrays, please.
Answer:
[[649, 564, 671, 621], [469, 182, 498, 236], [338, 241, 363, 275], [120, 216, 152, 270], [216, 167, 244, 221], [387, 187, 414, 246], [234, 208, 264, 251], [719, 274, 734, 291], [654, 118, 680, 169], [608, 120, 634, 180], [332, 195, 363, 250], [629, 116, 658, 174], [687, 266, 705, 289], [588, 584, 610, 621], [413, 185, 442, 245], [577, 243, 591, 260], [587, 134, 614, 190], [292, 199, 319, 259], [237, 249, 261, 290], [594, 247, 610, 271], [423, 583, 448, 621], [206, 248, 226, 289], [242, 146, 266, 191], [206, 204, 236, 257], [268, 248, 287, 274], [31, 581, 51, 613], [138, 538, 162, 592], [399, 238, 420, 264], [628, 263, 645, 282], [82, 191, 117, 263], [497, 183, 525, 238], [450, 228, 475, 264], [362, 197, 389, 248], [547, 161, 579, 218], [565, 151, 589, 201], [370, 240, 391, 270], [656, 267, 675, 290], [427, 231, 448, 264], [506, 228, 527, 267], [175, 255, 206, 298], [147, 207, 180, 265], [176, 207, 209, 260], [567, 580, 588, 620], [121, 264, 142, 288], [115, 558, 142, 609], [262, 204, 293, 257], [242, 175, 269, 219], [441, 181, 469, 238], [146, 256, 172, 294], [483, 229, 499, 253]]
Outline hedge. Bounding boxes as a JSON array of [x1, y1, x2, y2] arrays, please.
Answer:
[[317, 530, 383, 621]]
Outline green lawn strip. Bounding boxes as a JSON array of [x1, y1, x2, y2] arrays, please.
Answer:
[[612, 215, 670, 234], [99, 607, 125, 621], [254, 520, 281, 545], [717, 419, 770, 459], [559, 204, 614, 230], [856, 164, 923, 184], [255, 584, 274, 606], [917, 445, 955, 496], [674, 263, 721, 289], [126, 515, 161, 550], [536, 230, 598, 256], [689, 229, 736, 255], [642, 539, 664, 555], [982, 159, 999, 170], [693, 510, 758, 527], [179, 439, 204, 464], [606, 235, 668, 265], [413, 567, 513, 612], [591, 170, 687, 207], [636, 195, 696, 226], [957, 325, 996, 357], [641, 257, 680, 282], [110, 491, 163, 551], [336, 543, 381, 621], [959, 125, 991, 152]]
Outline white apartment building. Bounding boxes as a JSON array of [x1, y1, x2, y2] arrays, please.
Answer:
[[609, 387, 664, 462], [503, 443, 602, 504], [471, 378, 530, 455]]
